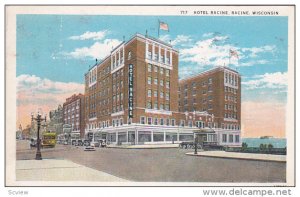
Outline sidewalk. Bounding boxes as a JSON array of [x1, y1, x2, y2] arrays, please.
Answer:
[[107, 143, 179, 149], [16, 159, 129, 182], [186, 151, 286, 162]]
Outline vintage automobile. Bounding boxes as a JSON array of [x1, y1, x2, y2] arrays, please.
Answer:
[[179, 141, 202, 149], [98, 139, 107, 147], [84, 144, 95, 151], [29, 138, 37, 148]]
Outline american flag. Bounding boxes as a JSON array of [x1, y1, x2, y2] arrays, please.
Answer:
[[229, 49, 239, 59], [159, 21, 169, 31]]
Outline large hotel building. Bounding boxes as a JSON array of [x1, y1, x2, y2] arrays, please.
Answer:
[[84, 34, 241, 147]]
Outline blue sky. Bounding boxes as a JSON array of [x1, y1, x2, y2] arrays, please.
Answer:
[[17, 15, 288, 103], [16, 15, 289, 136]]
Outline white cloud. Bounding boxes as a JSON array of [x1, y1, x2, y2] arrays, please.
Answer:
[[242, 72, 288, 90], [239, 59, 269, 67], [179, 34, 276, 68], [159, 34, 193, 47], [17, 74, 84, 106], [69, 30, 109, 41], [66, 39, 121, 59], [202, 32, 215, 37], [180, 35, 234, 67], [241, 45, 276, 58]]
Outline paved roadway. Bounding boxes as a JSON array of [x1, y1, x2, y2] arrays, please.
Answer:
[[17, 140, 286, 182]]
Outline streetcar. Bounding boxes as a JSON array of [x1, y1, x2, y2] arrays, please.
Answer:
[[41, 132, 57, 148]]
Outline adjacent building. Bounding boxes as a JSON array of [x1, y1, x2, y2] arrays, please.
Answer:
[[179, 67, 241, 146], [63, 94, 85, 138], [83, 33, 241, 147], [48, 105, 64, 134]]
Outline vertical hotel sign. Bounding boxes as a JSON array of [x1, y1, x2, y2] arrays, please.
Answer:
[[128, 64, 134, 118]]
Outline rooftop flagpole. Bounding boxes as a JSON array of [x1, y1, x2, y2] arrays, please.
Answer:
[[158, 19, 160, 38]]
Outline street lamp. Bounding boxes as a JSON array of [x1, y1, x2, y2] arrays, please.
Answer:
[[31, 111, 47, 160], [194, 134, 198, 155]]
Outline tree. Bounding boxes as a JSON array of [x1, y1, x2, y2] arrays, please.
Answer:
[[267, 144, 274, 151], [241, 142, 248, 151], [260, 143, 267, 151]]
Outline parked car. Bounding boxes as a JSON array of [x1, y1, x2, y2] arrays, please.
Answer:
[[77, 139, 83, 146], [83, 140, 90, 146], [30, 138, 37, 148], [84, 144, 95, 151], [63, 141, 68, 145], [98, 139, 107, 147], [91, 141, 100, 147]]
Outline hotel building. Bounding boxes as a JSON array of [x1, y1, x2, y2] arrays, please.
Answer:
[[63, 94, 85, 138], [179, 67, 241, 146], [84, 33, 241, 147]]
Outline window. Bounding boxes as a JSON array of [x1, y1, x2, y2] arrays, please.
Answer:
[[154, 118, 158, 125], [225, 104, 228, 110], [160, 118, 164, 125], [208, 78, 213, 84], [165, 103, 170, 111], [166, 119, 170, 126], [160, 55, 164, 63], [208, 104, 213, 110], [208, 85, 212, 92], [160, 67, 164, 75], [154, 53, 158, 61], [222, 134, 227, 143], [160, 91, 164, 99], [180, 120, 185, 127], [140, 116, 145, 124], [188, 120, 193, 127], [147, 89, 152, 97], [208, 95, 213, 100], [166, 93, 170, 100], [166, 81, 170, 89], [160, 80, 164, 86], [148, 64, 152, 72], [166, 69, 170, 76], [154, 101, 158, 109], [154, 65, 158, 72], [171, 119, 176, 126], [166, 57, 170, 64], [128, 51, 132, 60], [235, 135, 240, 143], [154, 78, 158, 85], [148, 51, 152, 59], [147, 101, 152, 109], [148, 76, 152, 85], [154, 90, 158, 97], [147, 117, 152, 125], [229, 134, 234, 143], [160, 103, 164, 110]]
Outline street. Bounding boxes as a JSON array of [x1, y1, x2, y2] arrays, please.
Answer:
[[17, 140, 286, 182]]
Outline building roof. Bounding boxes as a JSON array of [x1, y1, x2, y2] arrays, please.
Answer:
[[85, 33, 178, 74], [179, 66, 240, 83]]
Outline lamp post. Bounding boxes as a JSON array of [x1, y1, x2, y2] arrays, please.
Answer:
[[31, 112, 47, 160], [194, 135, 198, 155]]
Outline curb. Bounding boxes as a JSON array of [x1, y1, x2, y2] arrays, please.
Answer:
[[185, 153, 286, 163], [107, 146, 179, 149]]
